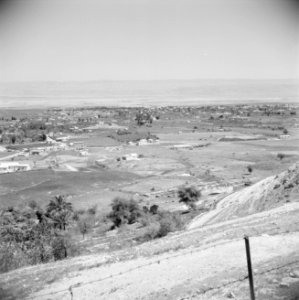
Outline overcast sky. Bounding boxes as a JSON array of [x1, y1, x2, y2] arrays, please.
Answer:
[[0, 0, 298, 81]]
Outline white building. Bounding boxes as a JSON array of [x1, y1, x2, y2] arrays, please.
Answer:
[[0, 162, 31, 174]]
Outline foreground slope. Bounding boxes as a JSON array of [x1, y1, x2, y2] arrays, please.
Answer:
[[1, 163, 299, 300]]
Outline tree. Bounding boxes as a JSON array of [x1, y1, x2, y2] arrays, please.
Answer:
[[77, 217, 91, 239], [135, 111, 153, 126], [46, 195, 73, 230], [135, 111, 145, 126], [283, 128, 288, 135], [108, 197, 142, 227], [178, 186, 201, 210]]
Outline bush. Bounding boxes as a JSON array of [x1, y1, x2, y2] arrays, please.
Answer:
[[149, 204, 159, 214], [178, 186, 201, 210], [52, 236, 68, 261], [72, 211, 80, 221], [108, 198, 142, 227], [277, 153, 285, 160], [76, 208, 86, 215], [156, 211, 183, 237], [247, 166, 253, 173], [138, 210, 183, 241], [87, 205, 97, 215], [28, 200, 39, 210], [139, 221, 161, 241]]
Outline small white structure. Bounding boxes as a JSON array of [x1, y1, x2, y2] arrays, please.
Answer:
[[80, 150, 88, 156], [124, 153, 139, 161], [0, 162, 31, 174], [55, 136, 70, 142]]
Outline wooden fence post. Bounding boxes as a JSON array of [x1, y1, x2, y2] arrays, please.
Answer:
[[244, 235, 256, 300]]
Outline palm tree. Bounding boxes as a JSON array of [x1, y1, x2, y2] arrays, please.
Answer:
[[46, 195, 73, 230]]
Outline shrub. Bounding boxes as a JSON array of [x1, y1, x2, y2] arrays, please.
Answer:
[[156, 211, 183, 237], [138, 221, 161, 241], [142, 206, 149, 214], [28, 200, 38, 210], [87, 205, 97, 215], [277, 153, 285, 160], [72, 211, 80, 221], [108, 198, 142, 227], [76, 208, 86, 215], [178, 186, 201, 210], [149, 204, 159, 214], [138, 210, 183, 241], [52, 236, 68, 261], [247, 166, 253, 173]]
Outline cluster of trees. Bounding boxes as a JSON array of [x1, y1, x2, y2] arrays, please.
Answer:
[[135, 111, 153, 126], [106, 197, 183, 241], [0, 121, 49, 144], [0, 185, 202, 273], [0, 196, 74, 273], [107, 186, 201, 240]]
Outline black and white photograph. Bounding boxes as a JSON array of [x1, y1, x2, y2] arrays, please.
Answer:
[[0, 0, 298, 299]]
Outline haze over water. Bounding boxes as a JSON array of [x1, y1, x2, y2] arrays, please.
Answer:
[[0, 80, 298, 109]]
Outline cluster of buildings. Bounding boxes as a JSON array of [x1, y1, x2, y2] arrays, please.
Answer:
[[0, 162, 31, 174]]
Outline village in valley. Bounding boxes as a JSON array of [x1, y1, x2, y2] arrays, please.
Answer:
[[0, 103, 298, 210], [0, 103, 296, 174], [1, 102, 299, 300]]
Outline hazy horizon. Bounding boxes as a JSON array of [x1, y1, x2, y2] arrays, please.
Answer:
[[0, 79, 298, 108], [0, 0, 298, 107]]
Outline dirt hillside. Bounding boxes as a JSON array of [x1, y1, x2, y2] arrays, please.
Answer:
[[189, 161, 299, 228]]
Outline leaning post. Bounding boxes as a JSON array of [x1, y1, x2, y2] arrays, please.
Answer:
[[244, 235, 256, 300]]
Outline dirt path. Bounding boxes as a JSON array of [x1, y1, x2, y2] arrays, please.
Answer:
[[28, 232, 299, 300]]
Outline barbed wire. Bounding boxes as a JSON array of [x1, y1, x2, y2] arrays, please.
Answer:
[[27, 242, 299, 299]]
